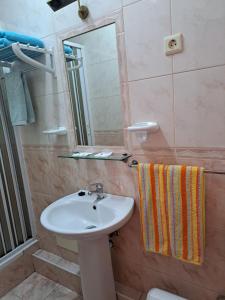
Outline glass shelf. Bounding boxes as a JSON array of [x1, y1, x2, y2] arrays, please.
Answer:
[[58, 152, 132, 162]]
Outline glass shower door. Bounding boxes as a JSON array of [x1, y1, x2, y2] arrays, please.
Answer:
[[0, 81, 33, 259], [65, 43, 95, 146]]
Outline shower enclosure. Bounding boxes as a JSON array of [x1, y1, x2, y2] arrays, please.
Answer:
[[0, 80, 34, 263], [65, 42, 95, 146]]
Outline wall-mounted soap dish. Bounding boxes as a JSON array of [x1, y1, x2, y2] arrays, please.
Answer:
[[127, 122, 159, 142], [42, 127, 67, 135]]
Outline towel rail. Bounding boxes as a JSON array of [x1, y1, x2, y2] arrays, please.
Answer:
[[128, 159, 225, 175], [0, 43, 56, 77], [11, 43, 56, 77]]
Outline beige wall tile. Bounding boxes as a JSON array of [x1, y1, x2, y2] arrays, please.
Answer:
[[174, 66, 225, 147], [124, 0, 172, 81], [172, 0, 225, 72], [128, 75, 174, 148]]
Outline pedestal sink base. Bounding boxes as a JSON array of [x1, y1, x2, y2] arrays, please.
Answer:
[[79, 236, 117, 300], [40, 192, 134, 299]]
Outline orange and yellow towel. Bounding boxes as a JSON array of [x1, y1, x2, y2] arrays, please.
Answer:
[[138, 163, 205, 265]]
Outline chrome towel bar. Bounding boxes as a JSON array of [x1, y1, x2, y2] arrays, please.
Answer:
[[128, 159, 225, 175]]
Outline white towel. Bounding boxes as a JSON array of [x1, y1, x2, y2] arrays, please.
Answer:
[[4, 71, 35, 126]]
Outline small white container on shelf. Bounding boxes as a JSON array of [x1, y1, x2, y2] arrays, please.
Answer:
[[127, 122, 159, 143]]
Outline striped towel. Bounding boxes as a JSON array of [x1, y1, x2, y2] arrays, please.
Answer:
[[138, 163, 205, 265]]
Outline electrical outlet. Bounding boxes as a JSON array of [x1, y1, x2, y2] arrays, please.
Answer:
[[164, 33, 183, 56]]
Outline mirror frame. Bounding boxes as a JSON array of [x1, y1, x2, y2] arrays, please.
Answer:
[[57, 10, 130, 152]]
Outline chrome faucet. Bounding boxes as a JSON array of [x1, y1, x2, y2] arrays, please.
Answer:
[[88, 183, 105, 203]]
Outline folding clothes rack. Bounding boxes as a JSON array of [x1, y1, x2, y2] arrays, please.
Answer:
[[0, 42, 56, 76]]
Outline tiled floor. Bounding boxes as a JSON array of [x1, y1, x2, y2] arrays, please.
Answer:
[[0, 272, 81, 300]]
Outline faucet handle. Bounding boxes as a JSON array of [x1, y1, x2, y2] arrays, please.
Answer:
[[88, 183, 104, 194]]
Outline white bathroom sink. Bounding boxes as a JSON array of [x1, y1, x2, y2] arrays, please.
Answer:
[[41, 190, 134, 300], [40, 191, 134, 240]]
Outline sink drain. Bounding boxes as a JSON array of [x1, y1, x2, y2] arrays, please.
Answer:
[[85, 225, 97, 229]]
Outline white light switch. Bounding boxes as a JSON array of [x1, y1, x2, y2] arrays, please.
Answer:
[[164, 33, 183, 56]]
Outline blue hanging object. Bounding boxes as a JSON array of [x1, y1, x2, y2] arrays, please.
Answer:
[[64, 45, 73, 55], [0, 31, 45, 62], [0, 31, 45, 48]]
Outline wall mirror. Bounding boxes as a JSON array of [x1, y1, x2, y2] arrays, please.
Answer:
[[63, 23, 124, 146]]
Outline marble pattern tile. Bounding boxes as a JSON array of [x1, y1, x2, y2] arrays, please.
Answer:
[[24, 149, 52, 195], [45, 284, 78, 300], [174, 65, 225, 147], [176, 157, 225, 174], [33, 255, 81, 293], [10, 273, 57, 300], [113, 253, 218, 300], [0, 253, 34, 297], [57, 246, 79, 264], [31, 193, 53, 233], [33, 250, 80, 275], [123, 0, 172, 81], [23, 241, 40, 256], [117, 294, 136, 300], [128, 75, 174, 148], [0, 292, 20, 300], [175, 148, 225, 160], [115, 281, 142, 300], [38, 235, 61, 257], [1, 273, 79, 300], [20, 122, 49, 147], [139, 293, 148, 300], [206, 175, 225, 227], [47, 150, 79, 198], [172, 0, 225, 72]]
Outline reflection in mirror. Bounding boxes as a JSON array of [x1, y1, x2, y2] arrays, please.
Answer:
[[63, 23, 124, 146]]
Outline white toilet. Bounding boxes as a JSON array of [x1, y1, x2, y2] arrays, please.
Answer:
[[147, 289, 187, 300]]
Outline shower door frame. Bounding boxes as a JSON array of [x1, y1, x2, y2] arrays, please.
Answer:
[[64, 41, 95, 146], [0, 80, 36, 268]]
